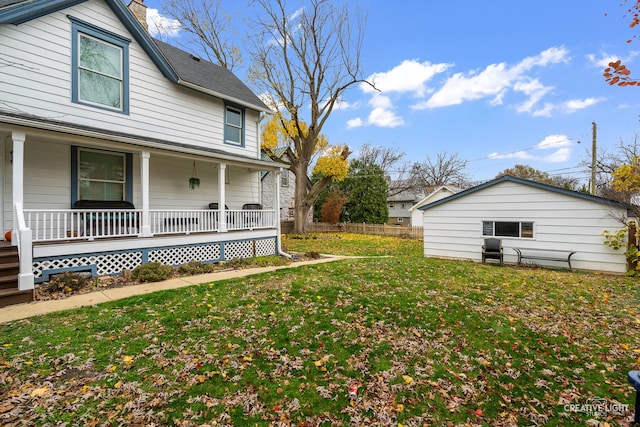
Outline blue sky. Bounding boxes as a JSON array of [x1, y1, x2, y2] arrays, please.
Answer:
[[142, 0, 640, 183]]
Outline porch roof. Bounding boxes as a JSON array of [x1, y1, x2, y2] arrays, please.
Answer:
[[0, 110, 281, 171]]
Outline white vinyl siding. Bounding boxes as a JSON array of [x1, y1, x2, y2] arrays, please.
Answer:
[[0, 1, 260, 157], [2, 141, 263, 233], [422, 180, 628, 274]]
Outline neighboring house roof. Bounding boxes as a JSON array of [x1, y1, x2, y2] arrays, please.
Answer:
[[259, 148, 290, 179], [418, 175, 630, 211], [388, 190, 424, 203], [0, 0, 270, 113], [408, 185, 461, 212]]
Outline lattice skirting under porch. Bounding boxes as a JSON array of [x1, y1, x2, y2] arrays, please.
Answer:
[[33, 237, 277, 283]]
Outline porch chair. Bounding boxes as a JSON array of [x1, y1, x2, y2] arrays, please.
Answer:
[[241, 203, 262, 210], [208, 203, 229, 210], [482, 238, 504, 266]]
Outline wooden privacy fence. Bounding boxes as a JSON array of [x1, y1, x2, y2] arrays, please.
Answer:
[[281, 221, 424, 240]]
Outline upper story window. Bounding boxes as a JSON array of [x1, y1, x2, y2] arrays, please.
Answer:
[[70, 16, 130, 113], [281, 169, 289, 187], [224, 104, 244, 146], [388, 202, 395, 209], [71, 146, 133, 203], [483, 221, 534, 238]]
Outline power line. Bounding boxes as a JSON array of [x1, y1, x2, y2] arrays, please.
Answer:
[[468, 138, 576, 163]]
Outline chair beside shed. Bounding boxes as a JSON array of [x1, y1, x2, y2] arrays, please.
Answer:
[[482, 238, 504, 266]]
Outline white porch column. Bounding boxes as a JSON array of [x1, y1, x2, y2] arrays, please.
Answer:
[[140, 151, 152, 237], [218, 163, 227, 232], [11, 132, 34, 290], [11, 132, 25, 216]]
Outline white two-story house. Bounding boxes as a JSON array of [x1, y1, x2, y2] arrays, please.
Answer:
[[0, 0, 284, 306]]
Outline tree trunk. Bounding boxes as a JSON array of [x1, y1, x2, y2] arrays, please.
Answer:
[[293, 164, 311, 234]]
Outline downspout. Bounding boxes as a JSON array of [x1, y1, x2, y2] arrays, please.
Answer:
[[275, 167, 292, 258]]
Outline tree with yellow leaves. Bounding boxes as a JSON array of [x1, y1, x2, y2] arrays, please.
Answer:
[[262, 113, 349, 233], [611, 155, 640, 198], [251, 0, 373, 233]]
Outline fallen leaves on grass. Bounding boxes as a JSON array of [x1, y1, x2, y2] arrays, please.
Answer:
[[1, 250, 638, 425]]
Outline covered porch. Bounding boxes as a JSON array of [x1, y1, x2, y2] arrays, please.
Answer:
[[3, 128, 285, 291]]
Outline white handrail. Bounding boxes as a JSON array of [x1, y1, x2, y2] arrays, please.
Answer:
[[14, 202, 34, 291]]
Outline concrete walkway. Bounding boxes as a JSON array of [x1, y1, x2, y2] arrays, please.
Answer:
[[0, 256, 346, 324]]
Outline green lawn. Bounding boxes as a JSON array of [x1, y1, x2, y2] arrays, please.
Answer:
[[1, 233, 638, 426]]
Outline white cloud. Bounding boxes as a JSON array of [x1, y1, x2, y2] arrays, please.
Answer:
[[536, 134, 572, 149], [561, 97, 605, 113], [488, 150, 535, 160], [542, 148, 571, 163], [586, 51, 640, 68], [367, 108, 405, 128], [346, 117, 364, 129], [489, 134, 574, 163], [147, 8, 182, 38], [414, 46, 569, 110], [363, 59, 451, 96], [514, 78, 553, 114], [333, 98, 361, 111], [531, 97, 605, 117], [346, 96, 406, 128], [369, 94, 393, 109]]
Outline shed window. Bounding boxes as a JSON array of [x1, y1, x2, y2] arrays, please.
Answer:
[[483, 221, 534, 238]]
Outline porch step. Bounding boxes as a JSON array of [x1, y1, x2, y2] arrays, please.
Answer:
[[0, 245, 31, 308], [0, 288, 34, 308]]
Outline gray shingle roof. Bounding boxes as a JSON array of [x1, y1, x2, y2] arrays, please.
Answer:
[[154, 39, 270, 112], [0, 0, 26, 9]]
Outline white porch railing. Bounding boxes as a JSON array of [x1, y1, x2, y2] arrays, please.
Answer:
[[14, 202, 34, 290], [23, 208, 276, 242]]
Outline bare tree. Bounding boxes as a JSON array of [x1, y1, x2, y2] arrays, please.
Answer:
[[250, 0, 373, 233], [161, 0, 240, 69], [411, 151, 469, 191], [357, 144, 415, 197]]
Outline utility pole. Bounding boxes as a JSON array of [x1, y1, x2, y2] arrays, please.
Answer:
[[591, 122, 597, 195]]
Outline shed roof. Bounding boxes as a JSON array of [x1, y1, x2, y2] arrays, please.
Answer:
[[418, 175, 630, 211]]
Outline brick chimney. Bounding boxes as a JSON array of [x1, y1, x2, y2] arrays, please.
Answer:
[[128, 0, 148, 32]]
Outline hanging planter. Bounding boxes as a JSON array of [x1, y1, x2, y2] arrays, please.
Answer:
[[189, 161, 200, 190]]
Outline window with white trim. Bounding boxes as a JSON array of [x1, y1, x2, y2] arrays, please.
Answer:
[[70, 17, 129, 113], [482, 221, 534, 238]]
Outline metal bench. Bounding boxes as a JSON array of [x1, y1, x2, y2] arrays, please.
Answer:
[[513, 248, 576, 271]]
